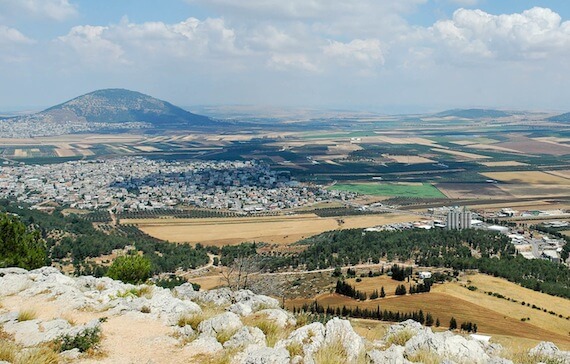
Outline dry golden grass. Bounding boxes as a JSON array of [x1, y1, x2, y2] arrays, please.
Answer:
[[314, 340, 348, 364], [406, 349, 443, 364], [14, 346, 59, 364], [432, 148, 490, 160], [288, 290, 570, 348], [385, 328, 414, 347], [349, 319, 389, 342], [483, 171, 570, 185], [0, 340, 17, 362], [17, 309, 37, 322], [243, 314, 288, 347], [131, 213, 417, 245], [388, 155, 435, 164], [346, 275, 402, 298], [177, 305, 227, 330]]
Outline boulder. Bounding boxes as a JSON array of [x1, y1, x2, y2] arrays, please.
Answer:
[[3, 318, 72, 346], [191, 288, 233, 306], [173, 282, 195, 299], [184, 335, 223, 356], [224, 326, 266, 349], [404, 330, 489, 364], [275, 322, 325, 364], [324, 318, 365, 362], [0, 273, 31, 296], [198, 312, 243, 337], [367, 345, 411, 364], [529, 341, 570, 361], [235, 345, 291, 364], [256, 309, 296, 328]]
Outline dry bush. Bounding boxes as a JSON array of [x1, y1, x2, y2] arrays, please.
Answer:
[[17, 309, 37, 322], [314, 340, 347, 364], [0, 339, 17, 362], [406, 349, 443, 364], [242, 315, 288, 347], [14, 346, 58, 364], [384, 328, 414, 347], [177, 306, 225, 330], [285, 341, 304, 358]]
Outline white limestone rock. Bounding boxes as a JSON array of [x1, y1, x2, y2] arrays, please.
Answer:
[[198, 312, 243, 337], [275, 322, 325, 364], [530, 341, 570, 361], [224, 326, 266, 349], [404, 330, 490, 364], [256, 309, 296, 328], [324, 318, 365, 362], [367, 345, 411, 364], [235, 345, 291, 364], [184, 335, 223, 356]]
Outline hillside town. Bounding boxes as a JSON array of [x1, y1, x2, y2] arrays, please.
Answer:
[[0, 157, 354, 212]]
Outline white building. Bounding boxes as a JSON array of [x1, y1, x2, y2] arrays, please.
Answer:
[[446, 207, 472, 230]]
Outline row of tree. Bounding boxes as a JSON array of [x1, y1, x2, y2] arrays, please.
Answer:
[[293, 301, 440, 326]]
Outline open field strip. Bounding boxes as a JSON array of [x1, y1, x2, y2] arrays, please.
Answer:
[[483, 171, 570, 185], [479, 161, 529, 167], [388, 155, 435, 164], [545, 170, 570, 179], [432, 148, 490, 160], [466, 143, 525, 154], [127, 213, 418, 245], [329, 182, 446, 198]]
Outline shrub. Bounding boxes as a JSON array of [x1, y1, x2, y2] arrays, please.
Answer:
[[56, 326, 101, 353], [286, 341, 304, 357], [106, 254, 152, 284]]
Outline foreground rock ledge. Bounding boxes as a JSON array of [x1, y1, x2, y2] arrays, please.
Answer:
[[0, 267, 568, 363]]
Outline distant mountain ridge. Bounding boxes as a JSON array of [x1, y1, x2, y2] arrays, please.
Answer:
[[434, 109, 511, 119], [0, 88, 218, 137], [546, 112, 570, 122], [43, 88, 212, 127]]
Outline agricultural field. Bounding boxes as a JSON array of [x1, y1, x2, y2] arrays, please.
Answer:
[[329, 182, 446, 198], [127, 213, 419, 246], [482, 171, 570, 185], [286, 273, 570, 349]]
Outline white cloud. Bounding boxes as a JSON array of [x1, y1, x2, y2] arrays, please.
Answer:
[[429, 7, 570, 60], [323, 39, 384, 66], [58, 25, 125, 64], [0, 0, 77, 21], [268, 53, 318, 72], [0, 25, 33, 44]]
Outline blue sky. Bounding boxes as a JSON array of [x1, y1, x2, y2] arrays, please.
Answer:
[[1, 0, 570, 113]]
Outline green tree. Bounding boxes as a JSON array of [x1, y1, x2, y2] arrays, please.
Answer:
[[449, 317, 457, 330], [106, 254, 152, 284], [436, 318, 440, 327], [0, 213, 47, 270], [425, 313, 434, 326], [380, 286, 386, 298]]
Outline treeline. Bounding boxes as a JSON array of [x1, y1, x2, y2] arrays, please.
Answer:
[[293, 301, 440, 327], [335, 280, 367, 300], [258, 228, 569, 299], [0, 201, 209, 276]]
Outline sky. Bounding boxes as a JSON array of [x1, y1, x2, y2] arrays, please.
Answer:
[[1, 0, 570, 113]]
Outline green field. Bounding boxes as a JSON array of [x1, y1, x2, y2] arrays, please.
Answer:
[[329, 182, 446, 198]]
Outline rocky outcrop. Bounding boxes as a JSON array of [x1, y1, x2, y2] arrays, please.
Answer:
[[1, 267, 569, 364]]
